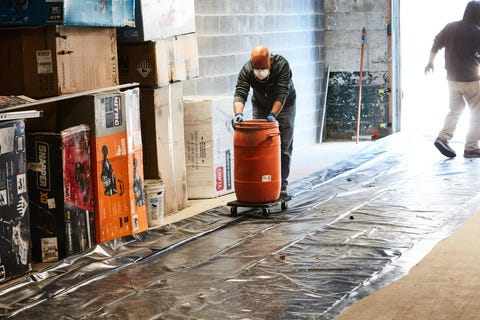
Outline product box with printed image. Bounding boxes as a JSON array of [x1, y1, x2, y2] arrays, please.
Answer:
[[61, 125, 95, 256], [0, 1, 63, 26], [63, 0, 135, 27], [27, 132, 66, 262], [57, 88, 148, 243], [27, 126, 95, 261], [0, 120, 31, 284], [117, 0, 196, 43], [0, 0, 135, 27], [183, 95, 235, 199]]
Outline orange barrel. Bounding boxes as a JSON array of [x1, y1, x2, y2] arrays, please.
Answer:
[[233, 119, 281, 203]]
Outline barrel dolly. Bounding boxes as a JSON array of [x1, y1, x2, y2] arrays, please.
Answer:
[[227, 195, 292, 217]]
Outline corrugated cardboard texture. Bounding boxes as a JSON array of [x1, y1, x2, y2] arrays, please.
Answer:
[[0, 26, 118, 98], [118, 34, 199, 88], [139, 83, 188, 215], [183, 95, 235, 198]]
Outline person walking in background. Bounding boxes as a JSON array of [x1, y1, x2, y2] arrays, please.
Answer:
[[233, 45, 296, 196], [425, 0, 480, 158]]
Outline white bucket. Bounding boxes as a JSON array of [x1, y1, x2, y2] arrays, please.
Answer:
[[144, 179, 165, 228]]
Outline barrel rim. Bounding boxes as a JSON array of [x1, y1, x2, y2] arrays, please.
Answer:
[[235, 119, 279, 129]]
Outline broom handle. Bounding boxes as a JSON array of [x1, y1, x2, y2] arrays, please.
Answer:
[[356, 28, 366, 144]]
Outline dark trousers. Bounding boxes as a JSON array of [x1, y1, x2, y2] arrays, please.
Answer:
[[253, 104, 296, 187]]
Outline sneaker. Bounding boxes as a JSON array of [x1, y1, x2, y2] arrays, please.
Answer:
[[434, 137, 456, 157], [464, 149, 480, 158]]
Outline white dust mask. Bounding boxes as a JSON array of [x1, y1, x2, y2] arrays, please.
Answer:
[[254, 68, 270, 80]]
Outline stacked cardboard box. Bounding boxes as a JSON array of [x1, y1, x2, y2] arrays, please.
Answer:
[[0, 0, 200, 277], [61, 125, 96, 256], [57, 88, 148, 244], [27, 125, 95, 262], [0, 26, 119, 98], [0, 0, 135, 27], [27, 132, 66, 262], [116, 0, 197, 218], [118, 33, 199, 87], [183, 96, 236, 199], [140, 83, 188, 215], [117, 0, 195, 43], [63, 0, 135, 27], [0, 120, 31, 284]]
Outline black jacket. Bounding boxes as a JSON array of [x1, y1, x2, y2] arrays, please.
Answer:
[[234, 54, 296, 110], [431, 0, 480, 81]]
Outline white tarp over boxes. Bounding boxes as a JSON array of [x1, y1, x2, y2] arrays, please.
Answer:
[[183, 96, 235, 199]]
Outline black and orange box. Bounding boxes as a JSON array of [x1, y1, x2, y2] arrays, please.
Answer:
[[57, 88, 148, 243]]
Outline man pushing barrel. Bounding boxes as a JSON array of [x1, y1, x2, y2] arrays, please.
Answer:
[[232, 45, 297, 197]]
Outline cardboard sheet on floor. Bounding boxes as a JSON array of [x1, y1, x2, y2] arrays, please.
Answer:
[[1, 133, 480, 319]]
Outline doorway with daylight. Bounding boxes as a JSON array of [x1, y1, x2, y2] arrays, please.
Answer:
[[400, 0, 472, 140]]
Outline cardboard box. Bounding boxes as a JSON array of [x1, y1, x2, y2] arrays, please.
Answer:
[[117, 0, 196, 43], [61, 125, 95, 255], [174, 33, 200, 80], [140, 84, 188, 215], [0, 26, 119, 98], [64, 0, 135, 27], [57, 88, 148, 243], [27, 126, 95, 261], [0, 120, 31, 284], [27, 132, 66, 262], [0, 0, 134, 27], [24, 102, 59, 133], [183, 96, 235, 198], [118, 38, 174, 88], [0, 1, 63, 26], [0, 95, 36, 109], [118, 33, 199, 88]]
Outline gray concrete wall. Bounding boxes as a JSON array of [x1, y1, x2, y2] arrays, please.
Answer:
[[324, 0, 391, 140], [184, 0, 325, 148]]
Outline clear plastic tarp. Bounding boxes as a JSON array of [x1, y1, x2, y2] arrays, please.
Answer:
[[2, 133, 480, 319]]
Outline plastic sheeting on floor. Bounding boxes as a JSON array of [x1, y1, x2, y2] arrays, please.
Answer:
[[2, 133, 480, 320]]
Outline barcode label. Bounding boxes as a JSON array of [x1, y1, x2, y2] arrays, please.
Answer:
[[36, 50, 53, 74], [41, 237, 58, 262]]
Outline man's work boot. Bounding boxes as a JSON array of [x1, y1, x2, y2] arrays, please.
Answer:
[[464, 149, 480, 158], [280, 185, 288, 197]]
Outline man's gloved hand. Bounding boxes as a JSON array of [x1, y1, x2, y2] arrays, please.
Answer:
[[231, 112, 243, 129], [266, 112, 276, 122], [234, 112, 244, 123], [424, 63, 434, 75]]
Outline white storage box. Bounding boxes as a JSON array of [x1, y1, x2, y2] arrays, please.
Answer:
[[183, 96, 235, 199]]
